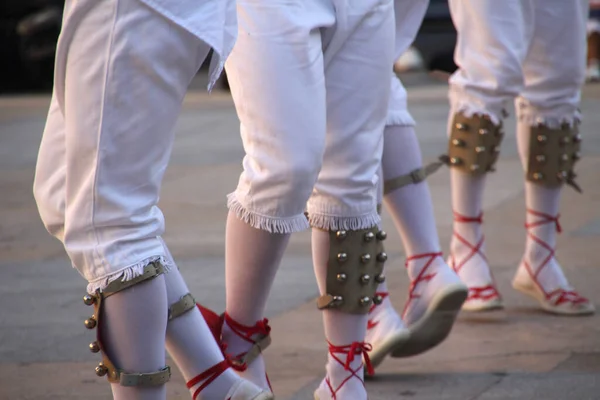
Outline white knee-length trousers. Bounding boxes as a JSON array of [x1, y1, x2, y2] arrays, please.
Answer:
[[386, 0, 430, 130], [448, 0, 589, 126], [33, 0, 235, 292], [225, 0, 396, 233]]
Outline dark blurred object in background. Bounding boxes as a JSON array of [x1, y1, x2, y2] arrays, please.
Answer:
[[0, 0, 457, 93], [0, 0, 64, 93], [413, 0, 457, 73], [587, 0, 600, 82]]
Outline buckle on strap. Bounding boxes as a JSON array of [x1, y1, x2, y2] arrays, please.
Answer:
[[383, 161, 444, 195], [168, 293, 196, 320], [409, 168, 427, 184]]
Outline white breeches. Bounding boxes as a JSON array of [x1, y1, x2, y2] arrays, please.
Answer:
[[448, 0, 589, 125], [33, 0, 214, 290], [387, 0, 430, 127], [226, 0, 396, 233]]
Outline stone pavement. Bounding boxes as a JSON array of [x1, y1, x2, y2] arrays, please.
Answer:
[[0, 75, 599, 399]]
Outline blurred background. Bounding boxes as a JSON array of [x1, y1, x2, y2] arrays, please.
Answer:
[[3, 0, 599, 94], [0, 0, 460, 94]]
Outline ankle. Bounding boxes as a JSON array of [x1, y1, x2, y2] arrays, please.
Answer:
[[323, 342, 370, 398], [220, 314, 272, 392], [522, 246, 554, 266], [222, 322, 253, 356], [188, 367, 239, 400]]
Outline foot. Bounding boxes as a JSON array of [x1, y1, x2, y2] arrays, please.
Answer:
[[197, 304, 273, 392], [393, 252, 467, 357], [314, 342, 372, 400], [512, 210, 594, 316], [365, 292, 409, 371], [223, 379, 274, 400], [186, 358, 273, 400], [449, 211, 503, 311]]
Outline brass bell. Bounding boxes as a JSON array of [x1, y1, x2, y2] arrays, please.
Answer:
[[532, 172, 543, 180], [360, 274, 371, 284], [470, 164, 480, 172], [376, 230, 387, 241], [337, 253, 348, 263], [336, 230, 347, 240], [452, 139, 465, 147], [95, 363, 108, 377], [84, 316, 97, 329], [536, 155, 546, 163], [364, 231, 375, 242], [337, 273, 347, 282], [455, 122, 468, 131], [373, 295, 383, 305], [89, 341, 100, 353], [83, 294, 95, 306], [475, 146, 485, 153], [361, 254, 372, 263], [359, 296, 372, 307], [376, 252, 388, 262], [478, 128, 489, 135], [537, 135, 547, 144], [573, 152, 581, 161], [561, 153, 570, 162], [375, 274, 386, 283], [573, 134, 582, 143], [450, 157, 462, 165]]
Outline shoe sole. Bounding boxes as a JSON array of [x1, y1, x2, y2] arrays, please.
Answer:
[[366, 328, 410, 372], [461, 296, 504, 312], [391, 283, 468, 358], [255, 393, 274, 400], [512, 280, 595, 316]]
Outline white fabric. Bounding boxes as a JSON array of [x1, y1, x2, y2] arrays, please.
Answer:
[[33, 0, 212, 287], [101, 275, 168, 399], [514, 122, 569, 291], [386, 0, 429, 126], [160, 238, 243, 399], [382, 126, 442, 256], [448, 171, 491, 287], [136, 0, 236, 89], [446, 0, 588, 301], [225, 0, 395, 234], [387, 75, 417, 127], [366, 279, 406, 346], [448, 0, 589, 125], [312, 228, 367, 399], [222, 213, 290, 391]]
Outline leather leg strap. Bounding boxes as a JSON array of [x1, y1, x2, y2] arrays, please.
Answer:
[[84, 261, 171, 386], [383, 161, 444, 195], [168, 293, 196, 320], [223, 313, 272, 367]]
